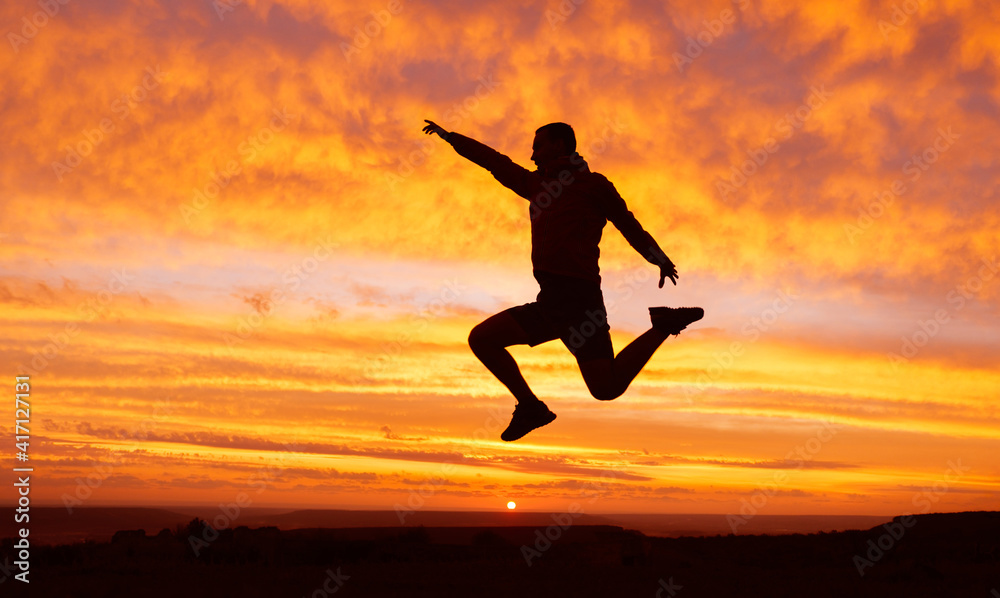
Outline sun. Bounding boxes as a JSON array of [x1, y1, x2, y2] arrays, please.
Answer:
[[506, 501, 516, 510]]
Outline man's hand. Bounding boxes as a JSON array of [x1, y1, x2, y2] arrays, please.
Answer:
[[659, 260, 678, 288], [646, 245, 677, 287], [422, 120, 450, 140]]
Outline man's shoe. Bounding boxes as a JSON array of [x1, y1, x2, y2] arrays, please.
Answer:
[[501, 401, 557, 442], [650, 306, 704, 336]]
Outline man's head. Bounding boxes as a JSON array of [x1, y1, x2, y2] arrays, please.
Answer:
[[531, 122, 576, 170]]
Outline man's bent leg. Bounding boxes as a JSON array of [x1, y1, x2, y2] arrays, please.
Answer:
[[468, 310, 540, 404], [578, 328, 670, 401]]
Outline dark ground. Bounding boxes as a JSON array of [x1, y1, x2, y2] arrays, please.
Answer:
[[1, 511, 997, 597]]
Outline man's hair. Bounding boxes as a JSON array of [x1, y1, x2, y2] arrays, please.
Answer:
[[536, 122, 576, 155]]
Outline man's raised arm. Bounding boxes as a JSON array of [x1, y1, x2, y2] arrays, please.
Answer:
[[595, 174, 679, 288], [422, 120, 534, 199]]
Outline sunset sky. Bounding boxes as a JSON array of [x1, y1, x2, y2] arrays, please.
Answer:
[[2, 0, 998, 521]]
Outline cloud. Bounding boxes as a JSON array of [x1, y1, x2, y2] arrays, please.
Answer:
[[3, 0, 998, 515], [379, 424, 427, 441]]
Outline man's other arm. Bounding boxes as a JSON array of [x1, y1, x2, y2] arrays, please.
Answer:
[[597, 175, 679, 287]]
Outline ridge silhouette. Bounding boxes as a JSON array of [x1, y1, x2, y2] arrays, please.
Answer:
[[7, 510, 996, 597], [422, 119, 704, 440]]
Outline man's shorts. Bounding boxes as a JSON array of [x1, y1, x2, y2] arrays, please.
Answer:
[[506, 270, 614, 363]]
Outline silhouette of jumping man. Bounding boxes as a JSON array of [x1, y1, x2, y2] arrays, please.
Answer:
[[422, 119, 703, 441]]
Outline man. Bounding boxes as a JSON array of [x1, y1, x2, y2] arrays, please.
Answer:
[[422, 119, 703, 441]]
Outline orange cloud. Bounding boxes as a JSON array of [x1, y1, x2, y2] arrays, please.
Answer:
[[1, 0, 997, 517]]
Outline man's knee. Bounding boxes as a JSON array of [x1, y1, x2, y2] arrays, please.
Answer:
[[591, 385, 623, 401], [468, 323, 491, 354], [579, 358, 620, 400], [584, 373, 622, 401]]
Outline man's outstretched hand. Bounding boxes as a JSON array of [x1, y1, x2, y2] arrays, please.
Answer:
[[659, 260, 678, 288], [422, 120, 450, 139], [647, 246, 678, 287]]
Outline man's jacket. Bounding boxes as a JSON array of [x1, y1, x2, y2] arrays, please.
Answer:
[[447, 133, 661, 284]]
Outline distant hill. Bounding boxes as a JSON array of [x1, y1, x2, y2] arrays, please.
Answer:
[[2, 506, 894, 545], [1, 511, 997, 597]]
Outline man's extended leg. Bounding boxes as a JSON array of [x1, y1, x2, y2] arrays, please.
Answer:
[[578, 327, 668, 401], [578, 307, 704, 401]]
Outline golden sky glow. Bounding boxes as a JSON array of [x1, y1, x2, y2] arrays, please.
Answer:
[[1, 0, 998, 520]]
